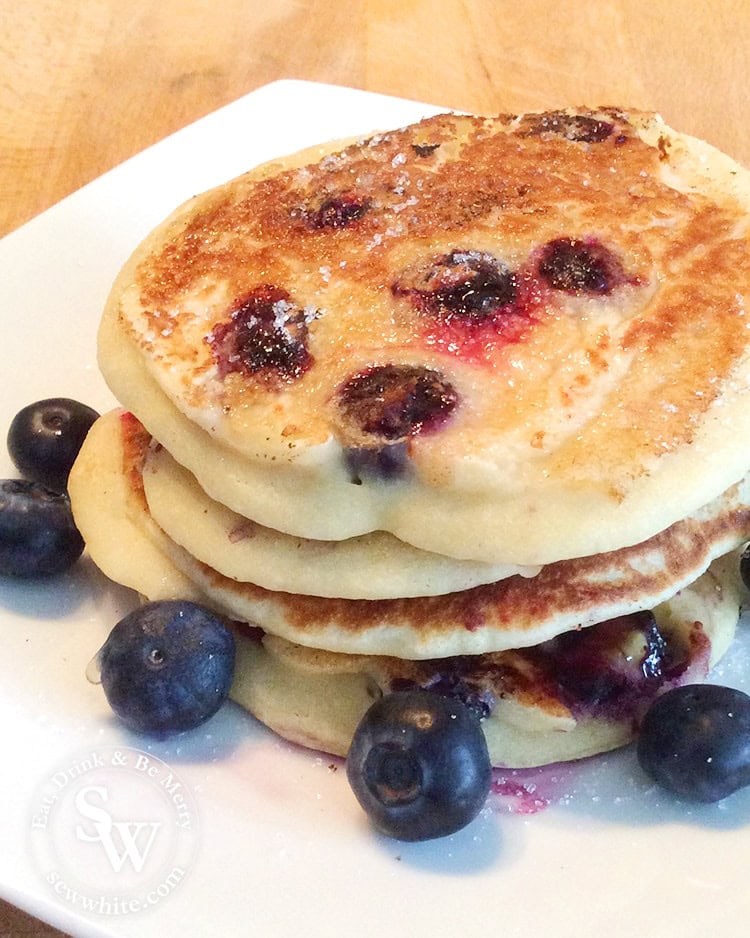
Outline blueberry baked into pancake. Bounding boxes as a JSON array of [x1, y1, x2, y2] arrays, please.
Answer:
[[70, 107, 750, 782]]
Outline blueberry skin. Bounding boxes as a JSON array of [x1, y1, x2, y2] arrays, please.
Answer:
[[0, 479, 84, 577], [637, 684, 750, 802], [7, 398, 99, 493], [740, 544, 750, 592], [346, 690, 492, 841], [99, 600, 236, 737]]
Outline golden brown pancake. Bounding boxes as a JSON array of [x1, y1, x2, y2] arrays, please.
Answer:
[[99, 107, 750, 565], [230, 550, 741, 768]]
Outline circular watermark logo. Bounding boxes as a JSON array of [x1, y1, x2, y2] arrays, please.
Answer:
[[29, 746, 199, 918]]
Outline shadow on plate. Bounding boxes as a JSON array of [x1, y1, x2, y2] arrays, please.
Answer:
[[491, 740, 750, 834], [94, 698, 257, 766], [0, 556, 133, 620], [367, 805, 508, 875]]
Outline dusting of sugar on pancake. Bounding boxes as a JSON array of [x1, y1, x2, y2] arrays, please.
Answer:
[[100, 107, 750, 565]]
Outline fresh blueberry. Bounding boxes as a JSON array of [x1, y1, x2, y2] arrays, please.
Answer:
[[96, 600, 236, 737], [7, 398, 99, 493], [0, 479, 84, 577], [740, 544, 750, 592], [346, 690, 491, 841], [637, 684, 750, 802]]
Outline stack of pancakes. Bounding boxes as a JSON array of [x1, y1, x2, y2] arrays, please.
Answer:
[[69, 106, 750, 767]]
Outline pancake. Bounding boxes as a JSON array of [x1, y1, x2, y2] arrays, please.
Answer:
[[165, 493, 750, 660], [68, 410, 743, 768], [67, 410, 203, 603], [98, 107, 750, 565], [71, 408, 750, 661], [229, 550, 741, 768], [142, 436, 537, 600]]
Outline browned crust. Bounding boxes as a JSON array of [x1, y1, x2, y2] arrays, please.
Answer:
[[127, 109, 750, 452], [203, 493, 749, 639], [119, 410, 151, 508]]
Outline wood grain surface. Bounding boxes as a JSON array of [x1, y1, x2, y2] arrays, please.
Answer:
[[2, 1, 749, 933], [3, 0, 750, 239]]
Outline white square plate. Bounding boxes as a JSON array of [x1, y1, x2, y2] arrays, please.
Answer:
[[2, 80, 750, 938]]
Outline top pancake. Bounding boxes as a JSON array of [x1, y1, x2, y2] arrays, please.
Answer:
[[100, 107, 750, 565]]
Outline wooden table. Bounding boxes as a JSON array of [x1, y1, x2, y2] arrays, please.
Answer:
[[2, 0, 749, 933], [4, 0, 750, 240]]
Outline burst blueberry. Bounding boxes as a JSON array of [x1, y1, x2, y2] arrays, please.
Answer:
[[537, 237, 627, 295], [523, 112, 614, 143], [346, 690, 491, 841], [393, 250, 517, 321], [308, 195, 370, 229], [337, 364, 458, 442], [207, 285, 312, 383], [95, 600, 236, 737]]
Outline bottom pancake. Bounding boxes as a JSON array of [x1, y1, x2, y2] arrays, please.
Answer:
[[230, 551, 741, 768]]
